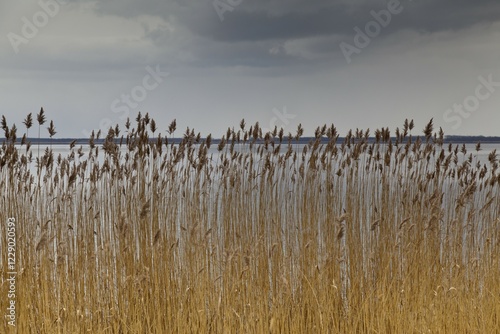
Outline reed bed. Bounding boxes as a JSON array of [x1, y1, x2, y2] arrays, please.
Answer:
[[1, 111, 499, 333]]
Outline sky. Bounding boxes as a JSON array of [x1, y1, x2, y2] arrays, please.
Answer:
[[1, 0, 500, 138]]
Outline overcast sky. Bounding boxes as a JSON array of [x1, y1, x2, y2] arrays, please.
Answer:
[[1, 0, 499, 138]]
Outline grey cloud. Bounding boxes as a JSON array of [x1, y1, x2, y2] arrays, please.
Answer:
[[74, 0, 500, 69], [191, 0, 500, 42], [86, 0, 500, 41]]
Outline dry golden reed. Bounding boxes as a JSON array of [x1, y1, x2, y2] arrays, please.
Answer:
[[0, 113, 499, 333]]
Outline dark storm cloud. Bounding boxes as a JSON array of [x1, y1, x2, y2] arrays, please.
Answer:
[[191, 0, 500, 42], [87, 0, 500, 41], [72, 0, 500, 69], [398, 0, 500, 33]]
